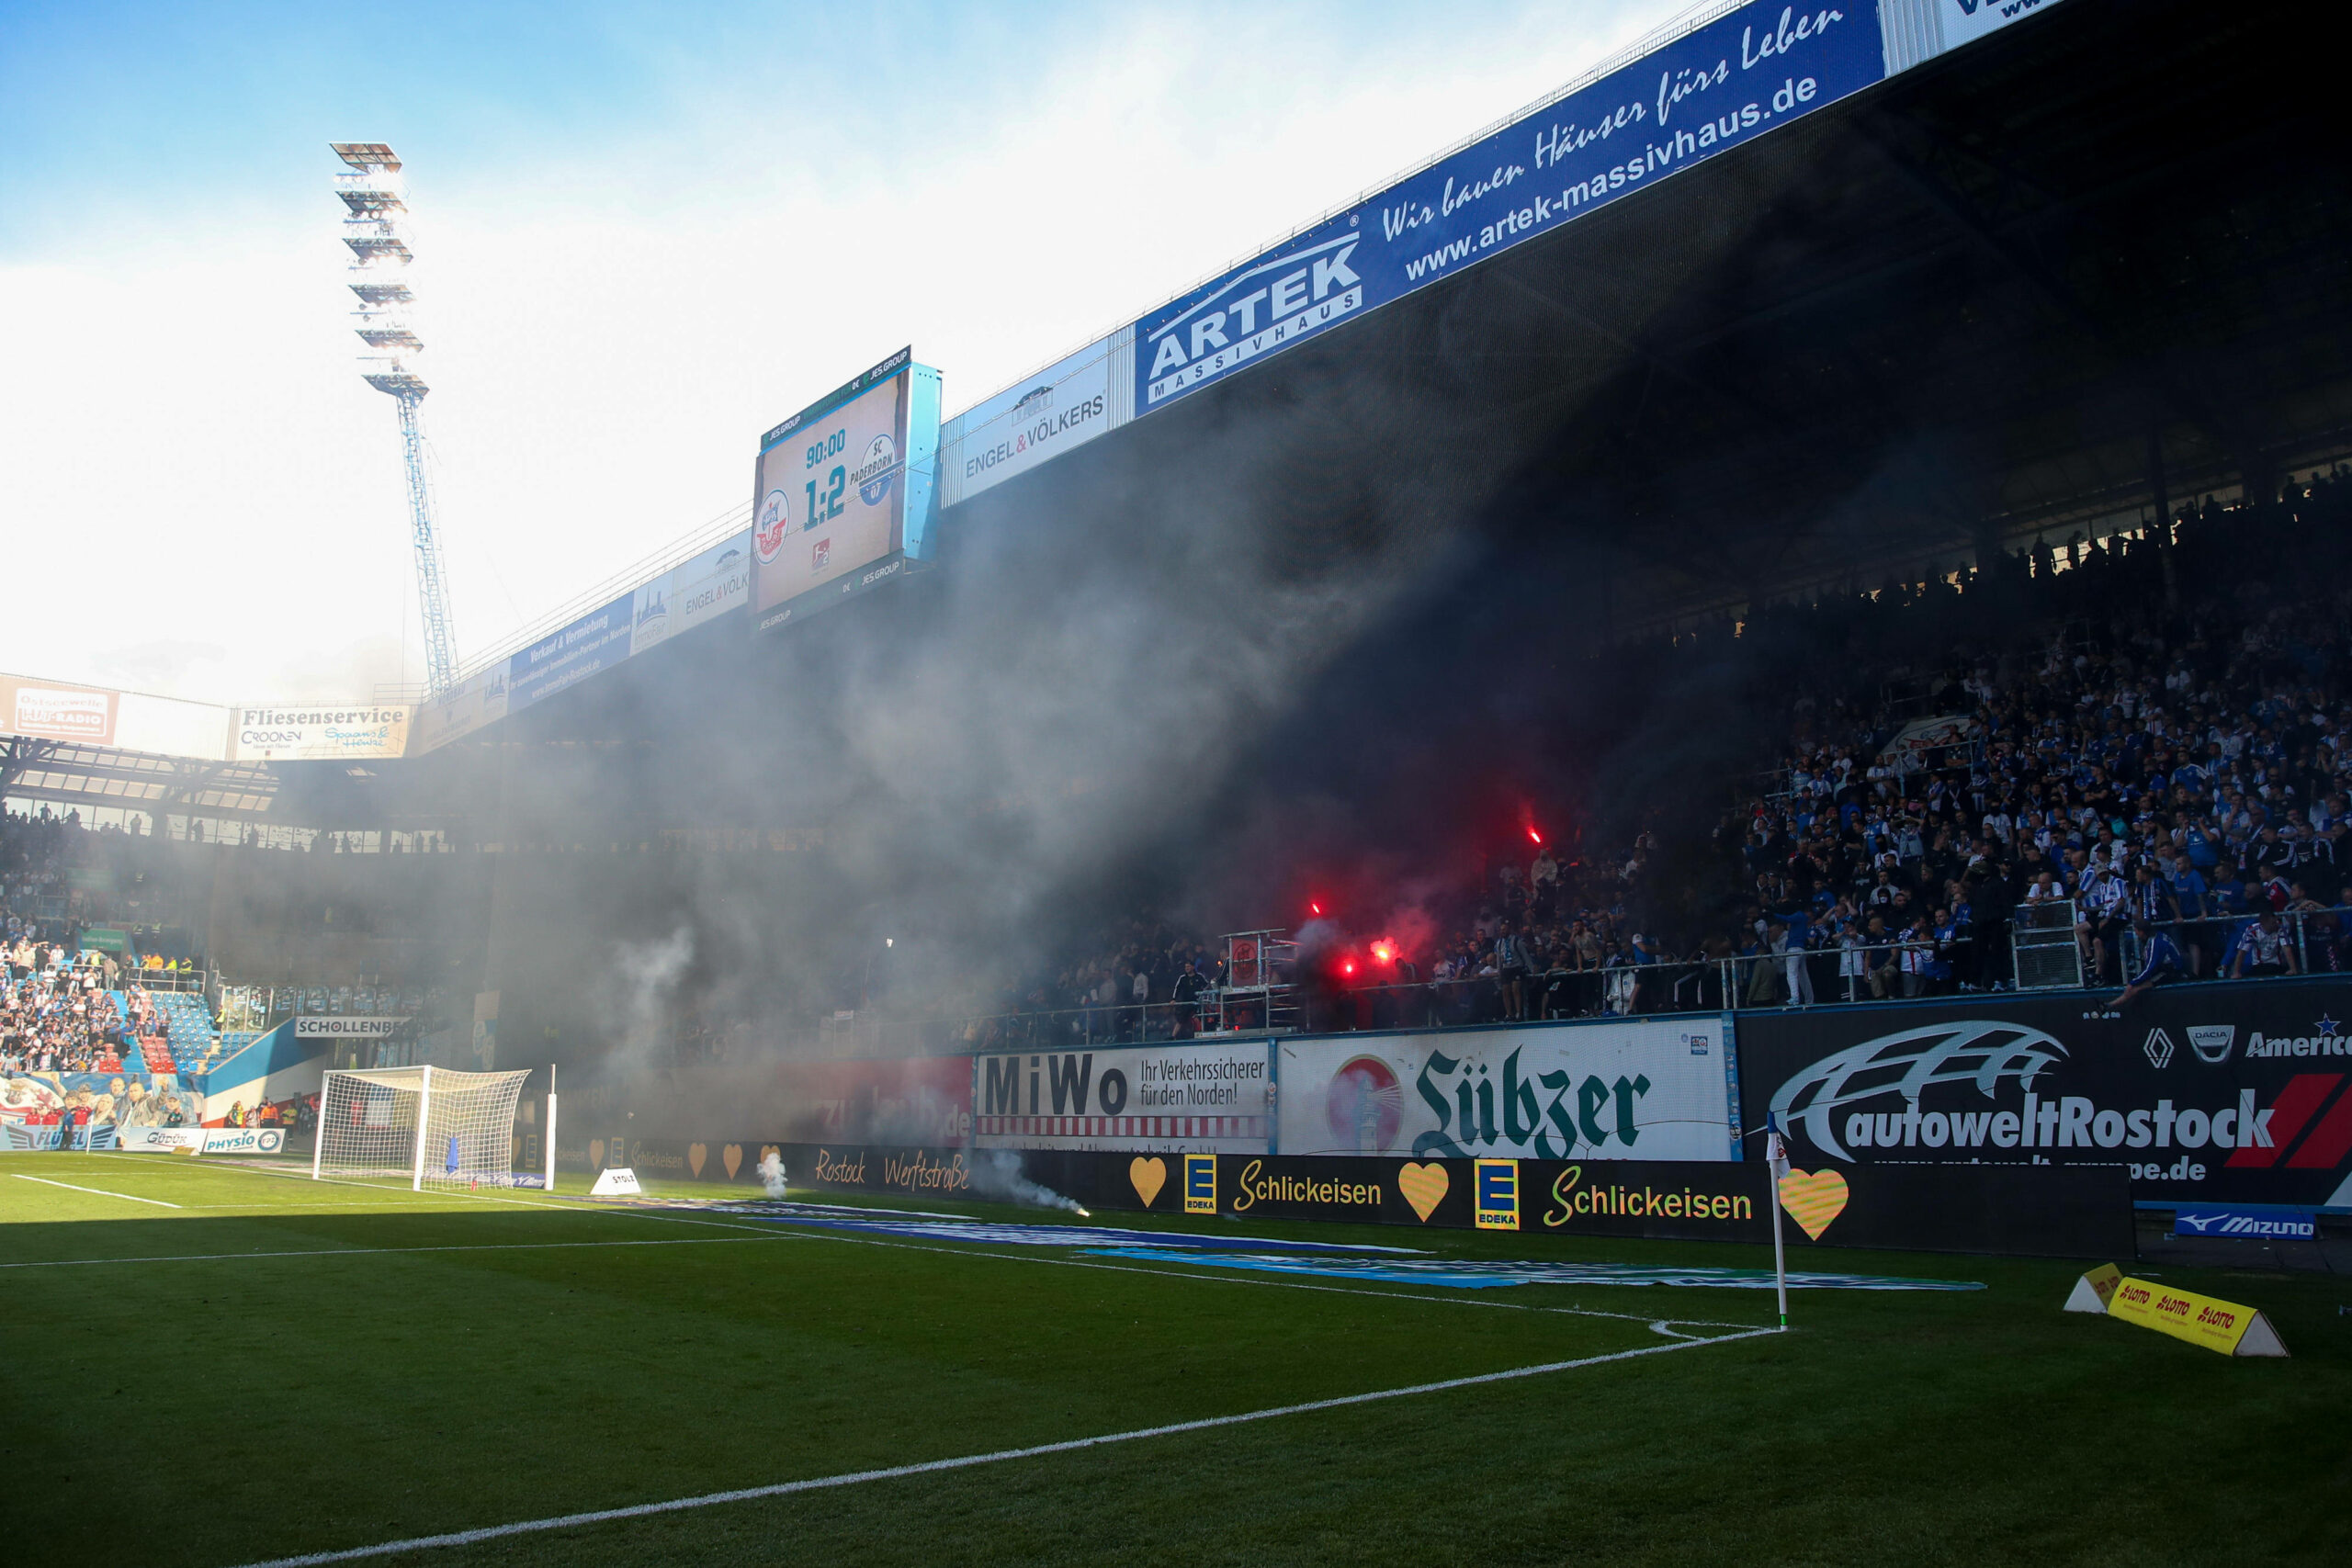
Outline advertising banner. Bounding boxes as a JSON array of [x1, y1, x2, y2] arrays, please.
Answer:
[[409, 663, 509, 754], [972, 1042, 1273, 1154], [2107, 1276, 2290, 1357], [776, 1055, 973, 1147], [118, 1125, 288, 1155], [1132, 0, 1888, 414], [706, 1143, 2129, 1257], [293, 1017, 410, 1042], [781, 1143, 980, 1201], [1739, 979, 2352, 1210], [1277, 1019, 1740, 1163], [632, 532, 753, 655], [1, 673, 119, 744], [506, 591, 638, 714], [939, 340, 1116, 507], [1938, 0, 2063, 52], [228, 703, 412, 761]]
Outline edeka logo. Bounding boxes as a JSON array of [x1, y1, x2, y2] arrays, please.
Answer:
[[1183, 1153, 1216, 1214], [1141, 232, 1363, 408], [1475, 1159, 1520, 1230], [1410, 1045, 1649, 1158]]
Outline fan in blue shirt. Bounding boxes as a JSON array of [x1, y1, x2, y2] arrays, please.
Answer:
[[2114, 918, 2187, 1006]]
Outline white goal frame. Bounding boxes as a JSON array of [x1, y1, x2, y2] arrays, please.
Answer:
[[313, 1066, 532, 1190]]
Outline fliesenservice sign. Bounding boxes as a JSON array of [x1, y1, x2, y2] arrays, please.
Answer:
[[1133, 2, 1886, 412], [231, 704, 412, 761]]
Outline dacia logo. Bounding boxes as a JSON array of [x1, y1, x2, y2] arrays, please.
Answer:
[[2187, 1025, 2235, 1065], [2143, 1028, 2176, 1070]]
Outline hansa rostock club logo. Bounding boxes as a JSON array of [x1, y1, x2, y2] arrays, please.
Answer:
[[755, 488, 792, 564]]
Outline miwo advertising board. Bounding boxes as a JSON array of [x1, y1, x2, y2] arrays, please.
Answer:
[[972, 1041, 1274, 1154]]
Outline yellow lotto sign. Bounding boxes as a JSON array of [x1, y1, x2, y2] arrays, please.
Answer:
[[2107, 1277, 2289, 1358]]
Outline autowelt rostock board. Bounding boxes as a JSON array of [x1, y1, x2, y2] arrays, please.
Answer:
[[1131, 2, 1890, 413]]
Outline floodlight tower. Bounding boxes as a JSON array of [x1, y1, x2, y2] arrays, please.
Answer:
[[333, 142, 460, 694]]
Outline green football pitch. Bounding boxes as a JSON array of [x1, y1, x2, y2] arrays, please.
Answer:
[[3, 1151, 2346, 1567]]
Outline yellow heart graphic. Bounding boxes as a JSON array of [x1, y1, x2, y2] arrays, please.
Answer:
[[1130, 1156, 1167, 1207], [1778, 1168, 1849, 1240], [688, 1143, 708, 1178], [722, 1144, 743, 1180], [1396, 1161, 1450, 1222], [589, 1138, 605, 1169]]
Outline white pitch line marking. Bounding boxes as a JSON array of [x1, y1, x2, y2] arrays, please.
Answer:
[[0, 1235, 783, 1269], [233, 1325, 1781, 1568], [12, 1173, 182, 1208]]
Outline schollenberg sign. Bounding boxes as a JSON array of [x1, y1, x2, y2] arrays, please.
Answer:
[[294, 1017, 410, 1040]]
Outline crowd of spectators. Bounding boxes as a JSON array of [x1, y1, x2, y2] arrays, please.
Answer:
[[938, 466, 2352, 1039]]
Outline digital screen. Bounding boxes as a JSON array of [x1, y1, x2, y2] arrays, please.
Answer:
[[752, 348, 914, 631]]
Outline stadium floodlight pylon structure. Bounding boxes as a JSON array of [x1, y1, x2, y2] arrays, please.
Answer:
[[314, 1066, 532, 1190], [333, 141, 461, 694]]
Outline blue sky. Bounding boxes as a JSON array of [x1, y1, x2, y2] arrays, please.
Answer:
[[0, 0, 1687, 700]]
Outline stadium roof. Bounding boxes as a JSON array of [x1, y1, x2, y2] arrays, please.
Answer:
[[943, 0, 2346, 640]]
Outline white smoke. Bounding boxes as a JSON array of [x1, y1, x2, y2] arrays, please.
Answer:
[[968, 1150, 1088, 1216], [608, 927, 695, 1070], [757, 1150, 787, 1199]]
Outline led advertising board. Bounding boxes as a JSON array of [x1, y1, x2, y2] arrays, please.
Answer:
[[752, 347, 943, 633]]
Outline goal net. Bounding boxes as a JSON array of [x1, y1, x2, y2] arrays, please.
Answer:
[[314, 1066, 532, 1190]]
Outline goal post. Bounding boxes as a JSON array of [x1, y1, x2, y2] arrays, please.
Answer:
[[315, 1066, 532, 1189]]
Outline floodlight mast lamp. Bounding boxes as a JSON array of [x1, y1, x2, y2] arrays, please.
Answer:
[[333, 141, 460, 694]]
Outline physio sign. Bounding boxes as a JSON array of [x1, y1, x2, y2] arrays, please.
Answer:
[[1133, 1, 1886, 412]]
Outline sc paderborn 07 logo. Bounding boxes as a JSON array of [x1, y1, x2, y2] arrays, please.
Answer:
[[854, 434, 899, 507], [755, 488, 792, 563]]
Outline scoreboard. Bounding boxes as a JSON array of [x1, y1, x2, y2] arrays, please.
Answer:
[[752, 346, 941, 632]]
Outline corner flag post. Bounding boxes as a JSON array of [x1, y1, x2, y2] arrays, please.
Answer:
[[1765, 1111, 1791, 1331], [544, 1063, 558, 1195]]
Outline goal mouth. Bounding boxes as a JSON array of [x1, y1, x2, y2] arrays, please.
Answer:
[[314, 1066, 533, 1191]]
